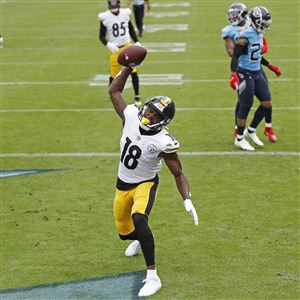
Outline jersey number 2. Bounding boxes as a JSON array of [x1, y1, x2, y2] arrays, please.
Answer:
[[250, 43, 261, 61], [120, 137, 141, 170]]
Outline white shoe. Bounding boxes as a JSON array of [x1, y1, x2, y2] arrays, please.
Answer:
[[138, 275, 162, 297], [125, 240, 141, 257], [244, 130, 264, 146], [235, 138, 255, 151]]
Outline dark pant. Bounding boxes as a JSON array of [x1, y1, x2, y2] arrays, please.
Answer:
[[237, 67, 272, 119], [133, 4, 145, 36]]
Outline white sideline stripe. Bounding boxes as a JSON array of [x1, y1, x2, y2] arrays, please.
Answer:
[[1, 78, 298, 86], [1, 152, 299, 158], [1, 107, 299, 113]]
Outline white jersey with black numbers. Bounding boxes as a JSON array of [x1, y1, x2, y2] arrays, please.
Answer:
[[98, 8, 131, 46], [118, 105, 179, 184]]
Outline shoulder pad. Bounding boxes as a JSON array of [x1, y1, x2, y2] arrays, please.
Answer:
[[221, 25, 231, 39], [122, 8, 131, 16], [124, 104, 138, 120], [98, 10, 110, 21]]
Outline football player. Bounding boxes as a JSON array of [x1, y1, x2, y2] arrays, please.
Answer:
[[108, 66, 198, 297], [221, 3, 281, 143], [230, 6, 278, 150], [128, 0, 151, 37], [98, 0, 142, 105]]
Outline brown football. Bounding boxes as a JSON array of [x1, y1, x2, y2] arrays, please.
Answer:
[[117, 45, 147, 67]]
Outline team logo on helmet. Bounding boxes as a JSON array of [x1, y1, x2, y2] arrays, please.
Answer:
[[249, 6, 272, 33]]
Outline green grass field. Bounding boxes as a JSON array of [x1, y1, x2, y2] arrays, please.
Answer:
[[1, 0, 299, 299]]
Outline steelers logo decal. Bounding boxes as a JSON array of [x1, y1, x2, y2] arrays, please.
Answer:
[[147, 144, 157, 153]]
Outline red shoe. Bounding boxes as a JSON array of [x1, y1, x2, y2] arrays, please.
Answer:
[[264, 127, 277, 142], [234, 128, 238, 137]]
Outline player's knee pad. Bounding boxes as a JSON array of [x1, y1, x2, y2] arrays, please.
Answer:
[[132, 213, 151, 236], [237, 105, 252, 119]]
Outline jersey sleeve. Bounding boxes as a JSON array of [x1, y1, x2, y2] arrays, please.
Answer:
[[221, 25, 231, 39], [97, 12, 104, 21], [161, 133, 180, 153], [124, 104, 139, 122]]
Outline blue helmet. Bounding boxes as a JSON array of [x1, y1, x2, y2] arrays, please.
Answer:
[[249, 6, 272, 33], [227, 3, 248, 25]]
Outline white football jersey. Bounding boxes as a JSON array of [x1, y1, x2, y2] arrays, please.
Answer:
[[98, 8, 132, 47], [118, 105, 179, 183]]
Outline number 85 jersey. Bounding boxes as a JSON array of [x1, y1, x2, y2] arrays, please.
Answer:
[[118, 105, 179, 184], [98, 8, 131, 47]]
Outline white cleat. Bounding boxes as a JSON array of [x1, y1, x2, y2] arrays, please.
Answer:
[[235, 138, 255, 151], [138, 276, 162, 297], [125, 240, 142, 257], [244, 130, 264, 146]]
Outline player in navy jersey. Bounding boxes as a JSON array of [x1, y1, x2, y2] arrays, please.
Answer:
[[221, 3, 281, 143], [229, 6, 280, 150]]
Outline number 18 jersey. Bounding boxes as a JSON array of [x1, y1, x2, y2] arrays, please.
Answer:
[[118, 105, 179, 184]]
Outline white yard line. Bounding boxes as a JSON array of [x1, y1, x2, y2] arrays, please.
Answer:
[[1, 107, 299, 113], [1, 77, 298, 86], [151, 2, 191, 7], [0, 151, 299, 158], [147, 11, 190, 18], [2, 58, 299, 66]]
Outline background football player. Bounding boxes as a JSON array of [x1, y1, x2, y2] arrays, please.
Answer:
[[222, 3, 281, 143], [128, 0, 151, 38], [108, 66, 198, 297], [98, 0, 142, 105], [230, 6, 278, 150]]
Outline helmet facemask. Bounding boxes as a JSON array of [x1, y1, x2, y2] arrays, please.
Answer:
[[108, 0, 120, 13], [138, 96, 175, 132], [227, 3, 248, 25]]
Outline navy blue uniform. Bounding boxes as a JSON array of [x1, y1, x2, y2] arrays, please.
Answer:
[[234, 25, 271, 118]]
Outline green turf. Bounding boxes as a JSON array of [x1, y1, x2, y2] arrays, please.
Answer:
[[1, 0, 299, 299]]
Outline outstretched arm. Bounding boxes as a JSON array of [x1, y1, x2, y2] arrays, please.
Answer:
[[108, 67, 133, 122], [160, 152, 190, 200], [160, 152, 198, 225]]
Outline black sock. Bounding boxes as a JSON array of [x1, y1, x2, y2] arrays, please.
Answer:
[[132, 213, 155, 267], [250, 105, 266, 129], [235, 102, 240, 126], [131, 73, 139, 97], [119, 230, 138, 241], [237, 125, 245, 140], [264, 106, 272, 124]]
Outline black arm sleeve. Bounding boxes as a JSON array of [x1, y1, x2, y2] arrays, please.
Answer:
[[230, 43, 247, 72], [261, 56, 270, 66], [128, 20, 138, 43], [99, 22, 108, 46]]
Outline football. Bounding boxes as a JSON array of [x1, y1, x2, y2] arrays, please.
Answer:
[[117, 45, 147, 67]]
